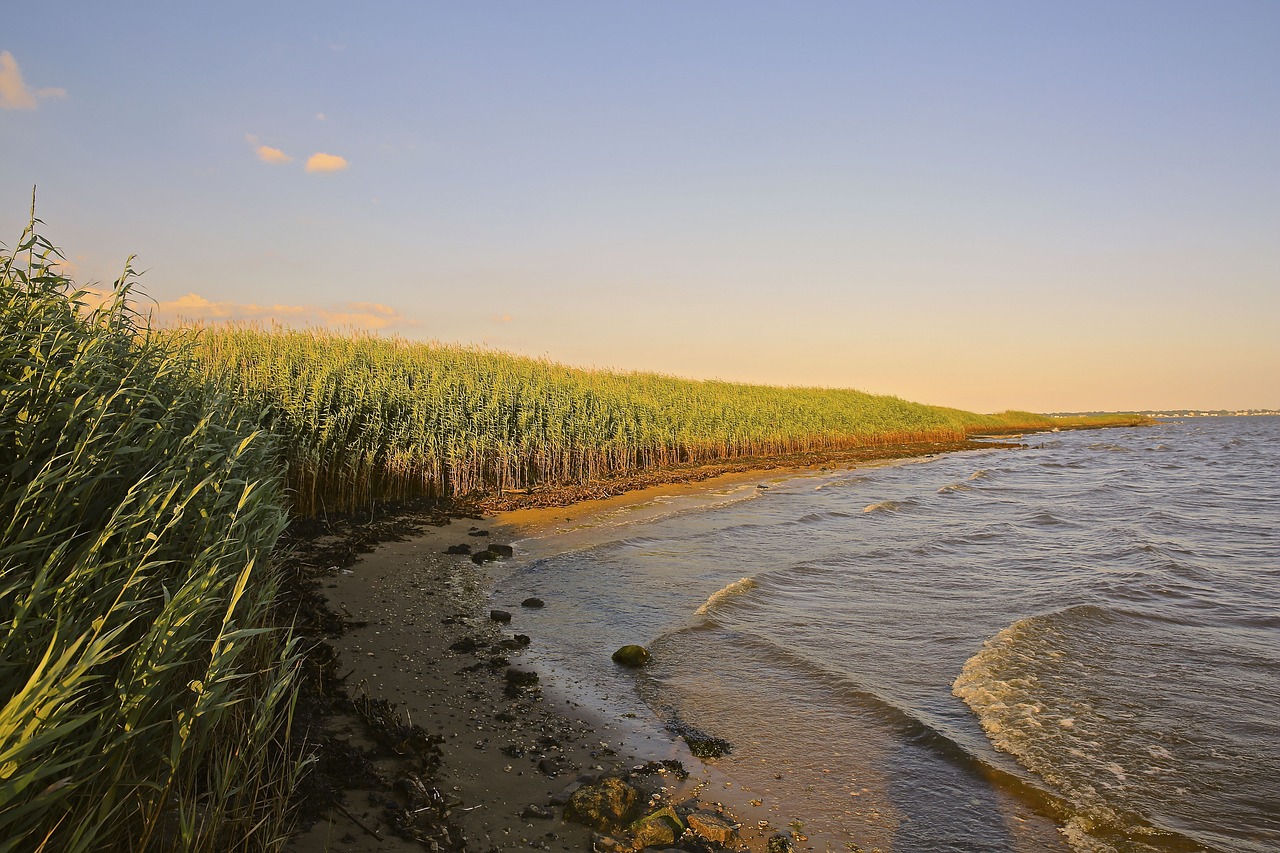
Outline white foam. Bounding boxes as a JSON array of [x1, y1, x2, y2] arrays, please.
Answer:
[[694, 576, 758, 616]]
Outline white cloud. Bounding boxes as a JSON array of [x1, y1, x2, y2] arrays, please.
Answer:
[[305, 152, 349, 173], [0, 52, 37, 110], [154, 293, 415, 331], [256, 145, 293, 164]]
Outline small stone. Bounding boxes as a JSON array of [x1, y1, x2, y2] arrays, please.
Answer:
[[521, 597, 545, 608], [521, 804, 555, 820], [490, 610, 512, 623], [550, 781, 583, 806], [538, 757, 565, 777], [469, 529, 490, 537], [611, 645, 650, 667], [472, 550, 499, 564], [444, 543, 472, 555], [489, 543, 514, 557]]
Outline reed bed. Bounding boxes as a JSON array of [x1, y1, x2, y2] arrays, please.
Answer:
[[190, 326, 1124, 517], [0, 222, 305, 851]]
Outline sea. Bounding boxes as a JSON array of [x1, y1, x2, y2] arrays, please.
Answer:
[[490, 417, 1279, 853]]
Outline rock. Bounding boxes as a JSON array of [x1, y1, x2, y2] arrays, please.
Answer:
[[489, 543, 514, 557], [489, 609, 512, 623], [448, 637, 481, 653], [564, 777, 642, 832], [499, 634, 532, 650], [538, 757, 568, 777], [468, 529, 490, 537], [686, 812, 736, 845], [445, 543, 472, 555], [629, 806, 683, 849], [472, 550, 498, 564], [505, 668, 539, 690], [767, 833, 794, 853], [550, 780, 583, 806], [611, 645, 651, 667], [522, 597, 545, 608], [521, 804, 555, 820], [666, 718, 732, 759]]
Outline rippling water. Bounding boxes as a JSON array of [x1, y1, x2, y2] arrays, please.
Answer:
[[493, 418, 1279, 852]]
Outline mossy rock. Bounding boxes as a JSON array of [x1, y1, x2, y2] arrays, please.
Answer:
[[686, 811, 736, 845], [564, 777, 642, 832], [629, 805, 684, 848], [611, 644, 651, 667]]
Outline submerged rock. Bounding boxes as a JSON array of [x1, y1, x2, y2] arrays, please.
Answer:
[[489, 609, 512, 623], [564, 777, 642, 832], [521, 597, 545, 608], [611, 645, 651, 667], [767, 833, 795, 853], [489, 543, 514, 558], [471, 550, 499, 564]]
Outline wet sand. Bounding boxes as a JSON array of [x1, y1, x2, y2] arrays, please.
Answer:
[[287, 441, 1023, 852]]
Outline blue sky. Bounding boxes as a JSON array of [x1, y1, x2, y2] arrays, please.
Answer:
[[3, 1, 1278, 411]]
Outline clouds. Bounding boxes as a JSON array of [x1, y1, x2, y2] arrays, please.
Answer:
[[1, 51, 64, 110], [304, 152, 348, 173], [154, 293, 414, 331], [246, 135, 347, 173], [256, 145, 293, 164]]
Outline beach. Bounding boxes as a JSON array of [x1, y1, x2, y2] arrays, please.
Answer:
[[288, 440, 998, 845], [286, 419, 1279, 853]]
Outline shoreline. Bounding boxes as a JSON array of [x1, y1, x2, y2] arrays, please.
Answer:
[[285, 438, 1029, 852]]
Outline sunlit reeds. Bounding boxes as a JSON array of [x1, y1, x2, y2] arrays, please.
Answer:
[[0, 220, 305, 851], [191, 325, 1121, 516]]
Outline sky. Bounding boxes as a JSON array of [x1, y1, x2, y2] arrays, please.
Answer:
[[3, 1, 1278, 413]]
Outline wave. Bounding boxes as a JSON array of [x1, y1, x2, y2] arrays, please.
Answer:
[[953, 606, 1225, 853], [795, 510, 853, 525], [694, 576, 759, 616], [937, 482, 974, 494], [862, 498, 918, 514]]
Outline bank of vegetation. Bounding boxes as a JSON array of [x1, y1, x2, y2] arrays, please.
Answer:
[[1, 218, 1144, 850], [191, 326, 1142, 516]]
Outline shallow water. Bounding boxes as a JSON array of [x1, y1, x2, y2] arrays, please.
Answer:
[[493, 418, 1280, 852]]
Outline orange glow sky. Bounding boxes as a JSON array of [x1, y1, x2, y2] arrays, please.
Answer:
[[3, 3, 1277, 412]]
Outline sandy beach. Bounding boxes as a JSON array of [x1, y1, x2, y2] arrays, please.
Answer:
[[286, 441, 1017, 853]]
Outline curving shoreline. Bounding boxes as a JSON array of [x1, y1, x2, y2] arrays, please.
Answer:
[[284, 438, 1035, 852]]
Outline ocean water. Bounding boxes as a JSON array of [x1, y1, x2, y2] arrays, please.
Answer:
[[492, 418, 1279, 852]]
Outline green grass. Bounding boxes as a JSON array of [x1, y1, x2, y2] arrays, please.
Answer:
[[190, 325, 1143, 516], [1, 217, 305, 851]]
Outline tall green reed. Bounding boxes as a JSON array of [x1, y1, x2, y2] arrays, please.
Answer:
[[0, 214, 306, 851], [193, 325, 1084, 516]]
